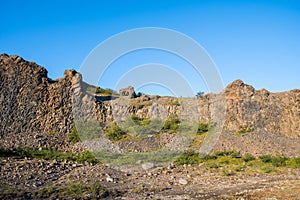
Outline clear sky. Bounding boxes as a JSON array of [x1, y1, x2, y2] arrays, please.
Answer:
[[1, 0, 299, 96]]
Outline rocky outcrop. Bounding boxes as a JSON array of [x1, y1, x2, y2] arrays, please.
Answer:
[[224, 79, 300, 138], [0, 54, 81, 136], [0, 54, 299, 154], [119, 86, 136, 98]]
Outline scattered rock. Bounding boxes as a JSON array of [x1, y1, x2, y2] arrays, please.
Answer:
[[142, 162, 155, 170]]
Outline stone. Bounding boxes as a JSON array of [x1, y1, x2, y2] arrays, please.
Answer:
[[178, 178, 188, 185], [142, 162, 155, 170], [106, 176, 114, 182], [119, 86, 136, 98]]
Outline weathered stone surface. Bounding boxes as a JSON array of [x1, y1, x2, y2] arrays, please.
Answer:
[[119, 86, 136, 98], [223, 79, 300, 138]]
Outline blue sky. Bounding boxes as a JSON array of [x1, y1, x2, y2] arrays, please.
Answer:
[[1, 0, 299, 96]]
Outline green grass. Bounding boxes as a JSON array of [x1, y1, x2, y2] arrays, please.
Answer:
[[164, 100, 180, 106], [93, 148, 180, 166], [35, 182, 110, 199], [68, 127, 81, 143], [174, 149, 300, 175]]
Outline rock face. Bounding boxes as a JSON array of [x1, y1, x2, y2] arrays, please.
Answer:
[[0, 54, 299, 155], [0, 54, 82, 146], [224, 79, 300, 138]]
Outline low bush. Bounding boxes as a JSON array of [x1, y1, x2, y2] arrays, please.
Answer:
[[236, 127, 254, 135], [163, 115, 180, 132], [271, 155, 288, 167], [259, 155, 272, 163], [243, 153, 256, 162], [174, 150, 201, 165], [86, 86, 118, 96], [68, 127, 81, 143], [36, 182, 110, 199], [259, 154, 288, 167], [213, 150, 242, 158], [197, 122, 209, 134], [105, 122, 126, 142], [77, 151, 98, 164]]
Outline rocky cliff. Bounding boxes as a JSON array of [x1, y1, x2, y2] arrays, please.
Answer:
[[0, 54, 299, 155]]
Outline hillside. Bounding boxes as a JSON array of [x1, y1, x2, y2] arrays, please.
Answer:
[[0, 54, 299, 155], [0, 54, 300, 199]]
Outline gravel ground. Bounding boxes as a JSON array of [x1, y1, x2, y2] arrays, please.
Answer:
[[1, 157, 299, 199]]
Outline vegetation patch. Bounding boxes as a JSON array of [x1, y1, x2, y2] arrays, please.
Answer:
[[259, 154, 288, 167], [86, 86, 118, 96], [68, 127, 81, 143], [105, 122, 127, 142], [130, 100, 153, 109], [236, 127, 254, 135], [163, 114, 180, 132], [174, 149, 300, 175], [174, 150, 201, 165], [35, 181, 111, 199], [242, 153, 256, 162], [197, 122, 210, 134]]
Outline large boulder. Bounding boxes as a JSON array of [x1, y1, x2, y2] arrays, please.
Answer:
[[119, 86, 136, 98]]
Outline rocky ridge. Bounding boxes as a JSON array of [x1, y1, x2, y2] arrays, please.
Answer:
[[0, 54, 300, 156]]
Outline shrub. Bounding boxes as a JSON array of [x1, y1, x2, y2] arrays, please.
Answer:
[[195, 91, 205, 98], [243, 153, 256, 162], [259, 155, 272, 163], [174, 150, 201, 165], [105, 122, 126, 141], [197, 122, 209, 134], [77, 151, 98, 164], [271, 155, 287, 167], [163, 115, 180, 132], [259, 154, 287, 167], [130, 115, 140, 125], [213, 150, 241, 158], [237, 127, 254, 135], [130, 115, 151, 126], [86, 86, 118, 96], [68, 127, 81, 143]]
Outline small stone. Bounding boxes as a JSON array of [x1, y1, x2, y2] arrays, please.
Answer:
[[142, 162, 154, 170], [106, 176, 114, 182], [178, 178, 188, 185]]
